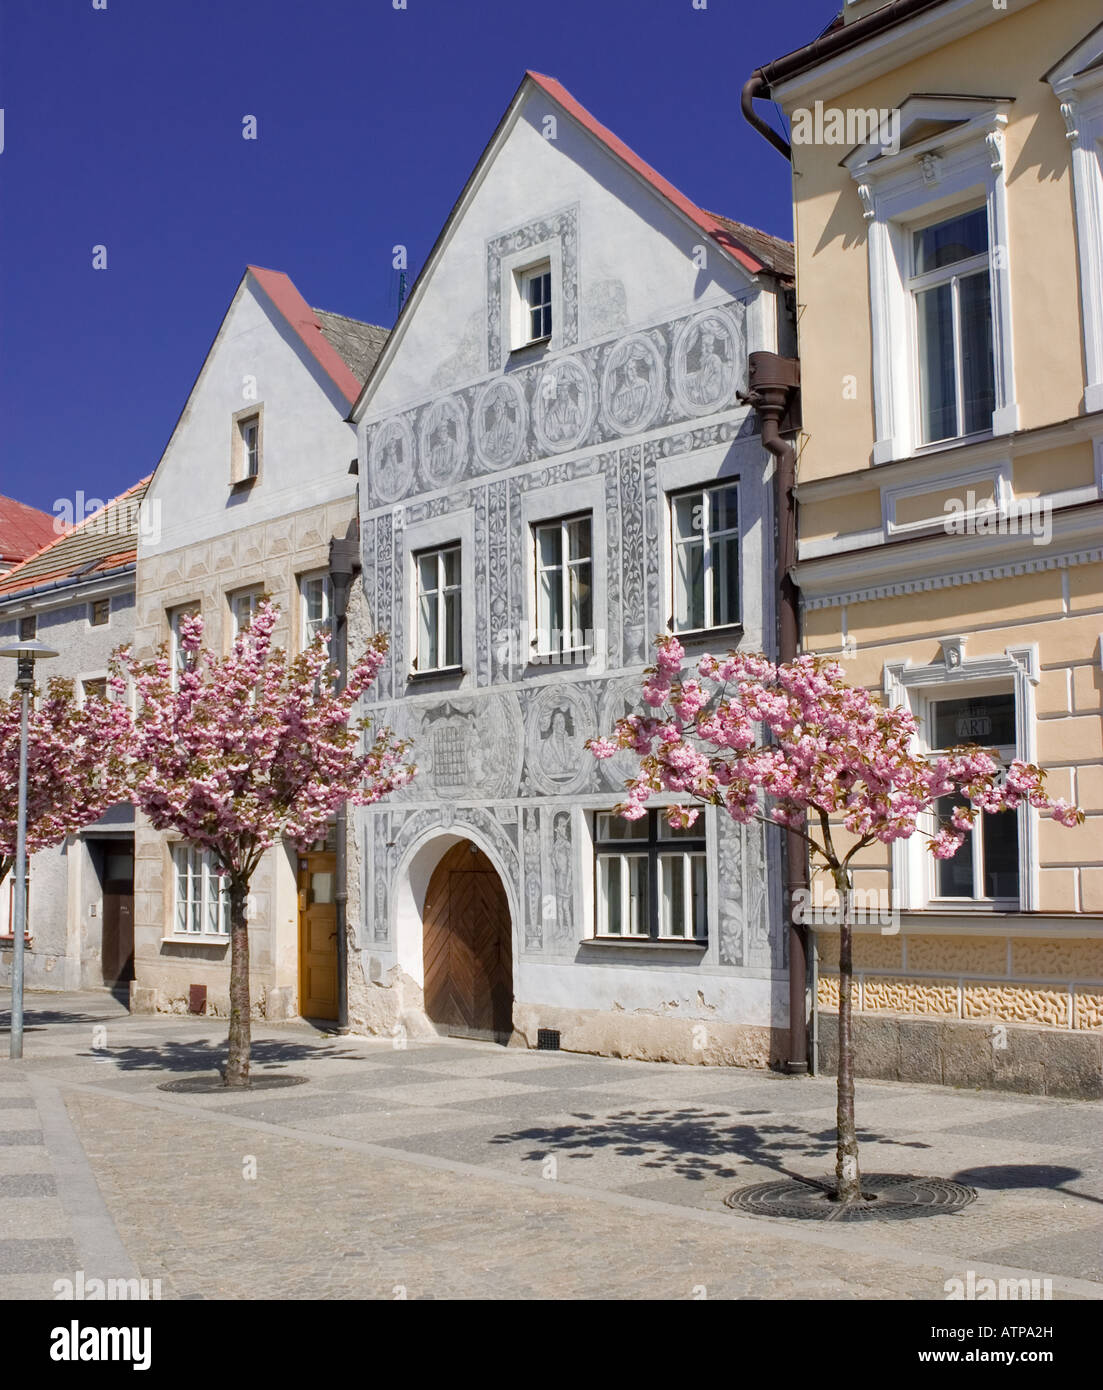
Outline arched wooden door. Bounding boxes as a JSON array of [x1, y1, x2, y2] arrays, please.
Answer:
[[422, 841, 513, 1041]]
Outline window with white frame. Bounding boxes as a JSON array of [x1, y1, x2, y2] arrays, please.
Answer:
[[533, 514, 592, 660], [594, 810, 707, 940], [844, 95, 1017, 462], [300, 572, 333, 651], [172, 844, 230, 936], [910, 206, 996, 445], [415, 544, 461, 672], [516, 262, 552, 346], [168, 604, 200, 685], [925, 690, 1019, 904], [670, 482, 739, 633], [232, 408, 262, 484], [229, 588, 262, 639]]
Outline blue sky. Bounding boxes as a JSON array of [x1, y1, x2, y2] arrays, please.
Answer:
[[0, 0, 835, 517]]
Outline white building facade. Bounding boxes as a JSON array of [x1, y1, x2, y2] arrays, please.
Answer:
[[349, 74, 797, 1064]]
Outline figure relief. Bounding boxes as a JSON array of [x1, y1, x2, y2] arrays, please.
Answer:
[[474, 377, 527, 470], [601, 334, 664, 435], [370, 417, 416, 504]]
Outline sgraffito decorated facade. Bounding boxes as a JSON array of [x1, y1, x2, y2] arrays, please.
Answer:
[[346, 72, 798, 1064]]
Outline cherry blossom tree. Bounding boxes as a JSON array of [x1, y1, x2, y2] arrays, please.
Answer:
[[0, 678, 134, 891], [590, 637, 1082, 1206], [118, 600, 413, 1087]]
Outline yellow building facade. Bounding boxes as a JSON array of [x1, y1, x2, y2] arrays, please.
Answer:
[[750, 0, 1103, 1095]]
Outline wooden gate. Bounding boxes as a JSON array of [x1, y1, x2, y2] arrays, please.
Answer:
[[422, 841, 513, 1040]]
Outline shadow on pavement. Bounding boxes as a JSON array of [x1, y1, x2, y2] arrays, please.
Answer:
[[75, 1036, 369, 1073], [952, 1162, 1103, 1206], [488, 1105, 932, 1184]]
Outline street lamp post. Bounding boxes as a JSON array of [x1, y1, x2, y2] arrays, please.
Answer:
[[0, 636, 59, 1059]]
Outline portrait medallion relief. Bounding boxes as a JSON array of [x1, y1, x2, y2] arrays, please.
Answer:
[[473, 376, 527, 471], [524, 684, 598, 797], [600, 333, 665, 436], [369, 416, 416, 505], [533, 357, 595, 455], [418, 395, 468, 489], [671, 305, 745, 417]]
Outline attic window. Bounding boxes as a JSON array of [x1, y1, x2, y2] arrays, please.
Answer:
[[231, 405, 263, 486], [513, 261, 552, 349]]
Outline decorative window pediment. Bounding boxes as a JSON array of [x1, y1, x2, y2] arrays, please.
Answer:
[[848, 94, 1018, 464]]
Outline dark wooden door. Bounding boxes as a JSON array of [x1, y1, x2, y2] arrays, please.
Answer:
[[100, 840, 134, 987], [423, 841, 512, 1039]]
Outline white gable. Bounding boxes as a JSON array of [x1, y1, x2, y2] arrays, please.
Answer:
[[142, 276, 357, 557]]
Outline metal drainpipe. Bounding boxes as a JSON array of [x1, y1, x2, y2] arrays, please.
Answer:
[[329, 520, 360, 1036], [741, 351, 809, 1074]]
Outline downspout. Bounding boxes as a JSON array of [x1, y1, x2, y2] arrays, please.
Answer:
[[741, 351, 809, 1075], [741, 73, 791, 161], [329, 517, 360, 1036]]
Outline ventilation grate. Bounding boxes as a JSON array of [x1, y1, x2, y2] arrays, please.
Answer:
[[536, 1028, 561, 1051]]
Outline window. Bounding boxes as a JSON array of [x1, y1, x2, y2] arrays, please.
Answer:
[[670, 483, 739, 633], [415, 544, 461, 672], [927, 691, 1019, 903], [168, 604, 200, 685], [82, 677, 108, 702], [594, 810, 707, 941], [3, 872, 30, 939], [229, 588, 262, 639], [300, 572, 333, 650], [519, 262, 552, 345], [533, 514, 592, 660], [89, 598, 110, 627], [231, 406, 262, 484], [909, 207, 995, 444], [172, 844, 230, 936], [18, 615, 36, 642]]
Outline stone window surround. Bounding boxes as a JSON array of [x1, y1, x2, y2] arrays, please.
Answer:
[[519, 473, 607, 675], [1048, 30, 1103, 414], [846, 98, 1018, 465], [884, 640, 1039, 913], [162, 837, 231, 946], [399, 505, 476, 689], [487, 205, 579, 371]]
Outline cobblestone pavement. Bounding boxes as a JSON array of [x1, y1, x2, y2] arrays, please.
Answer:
[[2, 990, 1101, 1300]]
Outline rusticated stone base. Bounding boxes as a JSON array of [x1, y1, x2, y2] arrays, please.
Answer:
[[512, 1002, 787, 1069], [816, 1013, 1103, 1099], [127, 980, 293, 1022]]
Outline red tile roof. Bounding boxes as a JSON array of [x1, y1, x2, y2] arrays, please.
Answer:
[[0, 495, 57, 569], [0, 476, 151, 597], [247, 267, 367, 408], [526, 71, 791, 278]]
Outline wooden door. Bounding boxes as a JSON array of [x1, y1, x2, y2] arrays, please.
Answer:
[[100, 840, 134, 987], [423, 841, 512, 1040], [298, 851, 338, 1020]]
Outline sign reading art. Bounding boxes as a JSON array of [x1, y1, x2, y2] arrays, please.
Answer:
[[473, 377, 527, 471], [418, 396, 468, 489], [369, 417, 416, 504], [671, 306, 745, 417], [600, 333, 665, 435], [533, 358, 595, 455]]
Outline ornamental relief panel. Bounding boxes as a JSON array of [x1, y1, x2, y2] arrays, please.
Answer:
[[362, 296, 754, 509], [385, 691, 525, 802]]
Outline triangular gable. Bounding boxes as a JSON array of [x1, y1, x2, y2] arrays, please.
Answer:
[[351, 71, 785, 421]]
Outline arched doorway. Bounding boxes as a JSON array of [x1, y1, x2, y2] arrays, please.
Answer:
[[422, 840, 513, 1042]]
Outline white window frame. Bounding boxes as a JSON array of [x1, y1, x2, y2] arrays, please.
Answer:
[[171, 843, 230, 938], [299, 571, 333, 652], [516, 261, 552, 347], [229, 587, 263, 640], [669, 480, 741, 635], [413, 543, 462, 674], [592, 810, 708, 942], [520, 474, 606, 676], [231, 404, 263, 485], [885, 641, 1039, 912], [1048, 26, 1103, 414], [168, 603, 200, 687], [500, 238, 562, 358], [845, 97, 1018, 463], [532, 513, 593, 662], [906, 204, 995, 447]]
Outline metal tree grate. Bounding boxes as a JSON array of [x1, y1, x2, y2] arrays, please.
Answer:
[[725, 1172, 977, 1222], [158, 1073, 309, 1094]]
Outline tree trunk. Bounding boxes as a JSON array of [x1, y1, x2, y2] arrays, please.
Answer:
[[0, 857, 11, 889], [834, 868, 862, 1203], [224, 876, 251, 1087]]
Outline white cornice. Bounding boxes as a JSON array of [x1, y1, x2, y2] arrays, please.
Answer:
[[797, 501, 1103, 607], [771, 0, 1040, 108]]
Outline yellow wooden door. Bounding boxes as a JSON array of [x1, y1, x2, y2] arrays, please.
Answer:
[[298, 851, 338, 1021]]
